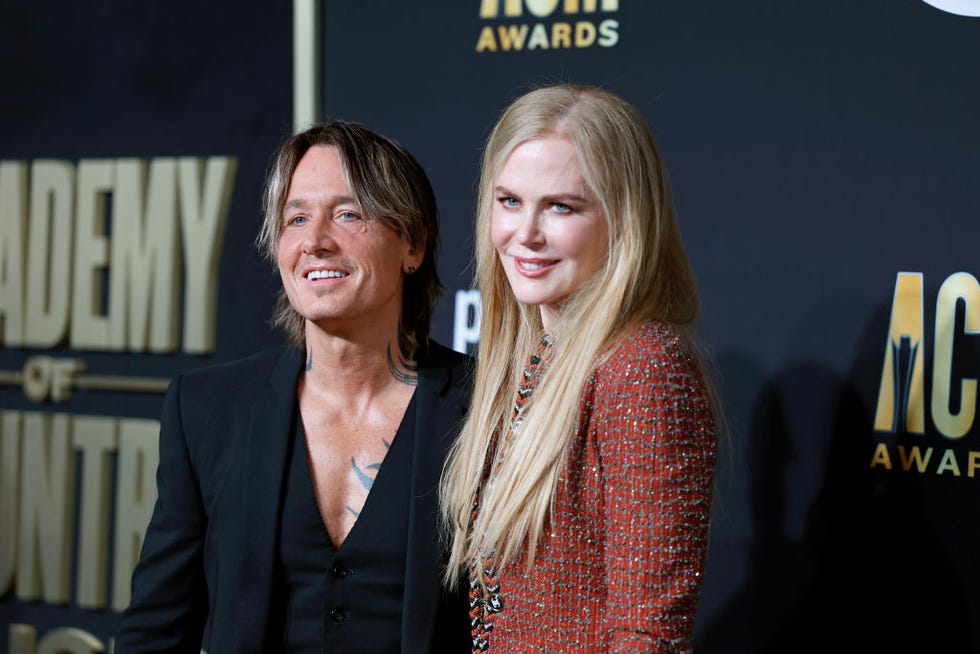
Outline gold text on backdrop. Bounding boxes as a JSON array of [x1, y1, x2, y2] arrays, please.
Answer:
[[476, 0, 619, 52]]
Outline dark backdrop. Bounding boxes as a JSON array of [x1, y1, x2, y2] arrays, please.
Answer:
[[2, 1, 979, 652]]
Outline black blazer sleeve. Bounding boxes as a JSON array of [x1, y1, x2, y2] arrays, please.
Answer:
[[116, 374, 209, 653]]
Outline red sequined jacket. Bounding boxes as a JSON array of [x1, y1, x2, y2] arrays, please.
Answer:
[[472, 320, 717, 653]]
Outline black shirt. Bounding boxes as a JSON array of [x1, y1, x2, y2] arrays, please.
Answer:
[[266, 395, 417, 653]]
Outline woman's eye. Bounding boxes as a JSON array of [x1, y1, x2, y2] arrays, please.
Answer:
[[552, 202, 572, 213], [500, 197, 519, 208]]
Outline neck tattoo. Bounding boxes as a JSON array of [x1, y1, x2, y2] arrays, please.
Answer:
[[386, 344, 418, 387]]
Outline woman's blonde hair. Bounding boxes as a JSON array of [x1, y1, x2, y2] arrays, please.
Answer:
[[440, 84, 707, 587]]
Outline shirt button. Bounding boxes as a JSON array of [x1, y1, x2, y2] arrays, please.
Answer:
[[331, 564, 350, 579], [330, 608, 347, 623]]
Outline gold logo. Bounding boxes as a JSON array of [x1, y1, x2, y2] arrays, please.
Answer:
[[476, 0, 620, 53], [869, 271, 980, 478]]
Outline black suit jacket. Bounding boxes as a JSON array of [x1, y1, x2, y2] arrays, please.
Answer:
[[116, 341, 472, 654]]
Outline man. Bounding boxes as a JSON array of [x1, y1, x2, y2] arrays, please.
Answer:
[[116, 121, 472, 653]]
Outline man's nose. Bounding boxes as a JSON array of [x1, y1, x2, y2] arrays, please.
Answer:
[[302, 217, 338, 254]]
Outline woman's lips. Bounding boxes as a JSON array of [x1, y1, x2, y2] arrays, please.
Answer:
[[513, 257, 558, 277]]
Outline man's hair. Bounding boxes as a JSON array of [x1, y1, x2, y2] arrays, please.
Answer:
[[257, 120, 442, 357]]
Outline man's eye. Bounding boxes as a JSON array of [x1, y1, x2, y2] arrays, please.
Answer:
[[337, 211, 360, 221], [286, 214, 308, 226]]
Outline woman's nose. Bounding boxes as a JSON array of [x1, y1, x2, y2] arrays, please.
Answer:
[[514, 211, 545, 246]]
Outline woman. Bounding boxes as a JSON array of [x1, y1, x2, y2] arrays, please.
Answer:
[[440, 84, 719, 653]]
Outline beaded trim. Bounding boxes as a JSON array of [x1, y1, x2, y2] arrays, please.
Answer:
[[468, 334, 553, 652]]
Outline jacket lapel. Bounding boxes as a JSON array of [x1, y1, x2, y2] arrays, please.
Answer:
[[401, 345, 469, 653], [236, 346, 303, 653]]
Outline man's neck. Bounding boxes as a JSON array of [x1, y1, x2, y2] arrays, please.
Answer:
[[301, 324, 417, 402]]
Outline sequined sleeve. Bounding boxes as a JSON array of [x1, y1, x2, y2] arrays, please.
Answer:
[[591, 323, 717, 653]]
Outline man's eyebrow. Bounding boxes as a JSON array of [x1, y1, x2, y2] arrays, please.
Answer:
[[282, 195, 359, 212]]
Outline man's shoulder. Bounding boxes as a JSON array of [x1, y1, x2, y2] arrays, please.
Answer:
[[176, 345, 303, 393], [417, 340, 475, 404], [419, 339, 473, 371]]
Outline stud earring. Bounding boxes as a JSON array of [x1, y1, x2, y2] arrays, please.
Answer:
[[407, 266, 417, 274]]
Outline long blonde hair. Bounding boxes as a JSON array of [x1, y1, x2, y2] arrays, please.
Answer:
[[440, 84, 704, 587]]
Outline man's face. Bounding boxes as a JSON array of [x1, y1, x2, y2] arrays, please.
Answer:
[[277, 144, 421, 340]]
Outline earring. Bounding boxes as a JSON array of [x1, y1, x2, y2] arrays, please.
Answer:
[[407, 266, 417, 274]]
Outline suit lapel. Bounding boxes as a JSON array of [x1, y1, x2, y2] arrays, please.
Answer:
[[401, 347, 469, 653], [236, 346, 303, 653]]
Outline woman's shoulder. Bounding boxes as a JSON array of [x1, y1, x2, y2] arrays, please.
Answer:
[[584, 320, 716, 442], [595, 319, 696, 378]]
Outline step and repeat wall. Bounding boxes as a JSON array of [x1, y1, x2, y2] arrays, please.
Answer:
[[2, 1, 979, 652]]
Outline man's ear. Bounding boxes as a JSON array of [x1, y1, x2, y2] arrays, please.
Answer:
[[403, 244, 423, 275]]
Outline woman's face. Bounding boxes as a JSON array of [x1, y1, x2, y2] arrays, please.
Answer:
[[490, 135, 609, 331]]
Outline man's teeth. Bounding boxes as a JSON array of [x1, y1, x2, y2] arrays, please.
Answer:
[[307, 270, 348, 280]]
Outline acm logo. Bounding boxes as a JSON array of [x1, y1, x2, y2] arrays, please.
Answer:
[[871, 271, 980, 476], [874, 271, 978, 438], [479, 0, 619, 16], [476, 0, 620, 52]]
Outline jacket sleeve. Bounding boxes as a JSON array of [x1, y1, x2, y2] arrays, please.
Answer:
[[115, 374, 209, 653], [595, 345, 717, 653]]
